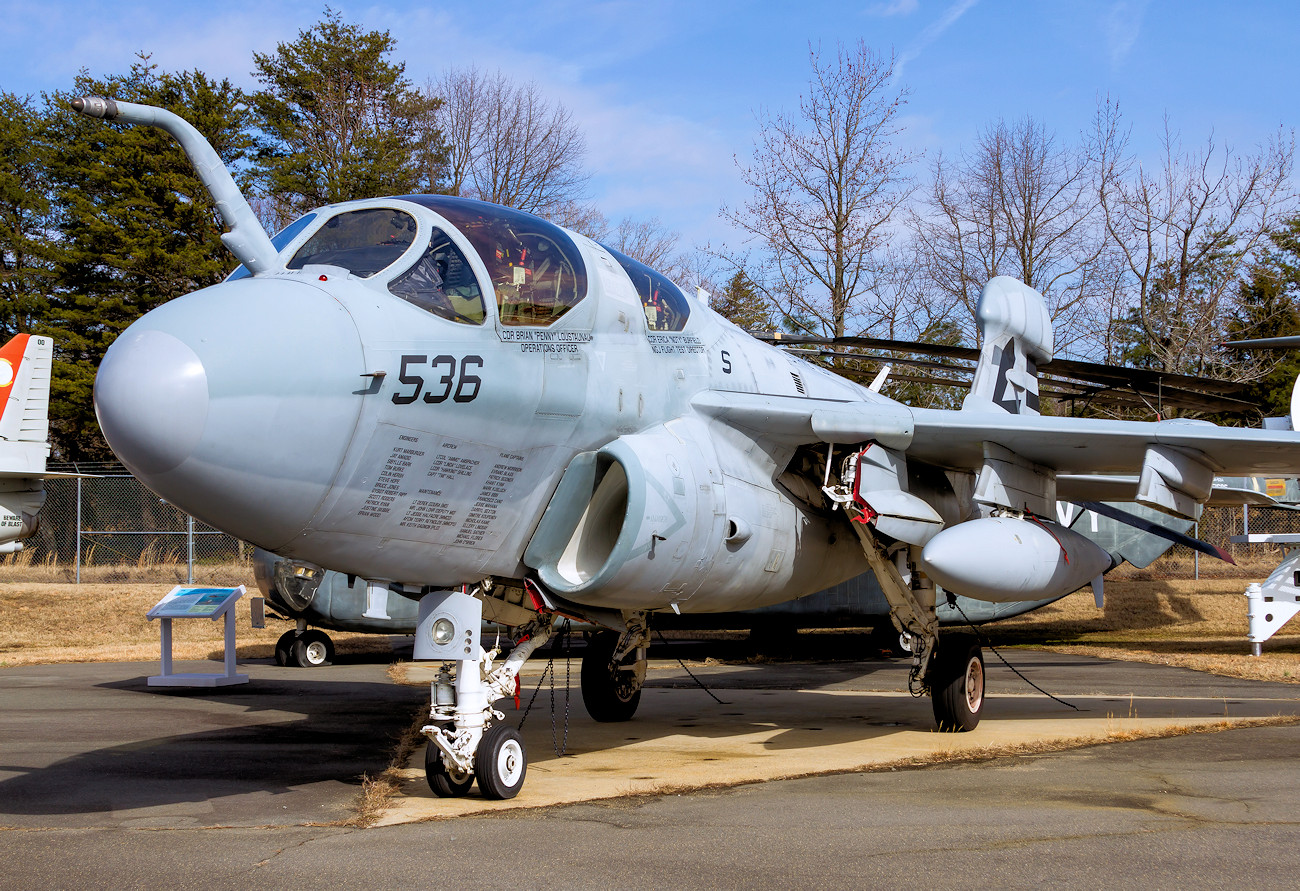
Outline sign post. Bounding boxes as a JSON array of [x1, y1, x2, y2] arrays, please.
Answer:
[[146, 586, 249, 686]]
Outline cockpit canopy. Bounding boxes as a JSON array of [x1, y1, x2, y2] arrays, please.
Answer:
[[286, 208, 418, 277], [230, 196, 690, 333], [603, 247, 691, 332], [402, 196, 588, 327]]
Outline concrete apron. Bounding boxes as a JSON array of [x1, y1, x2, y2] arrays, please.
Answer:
[[379, 660, 1300, 826]]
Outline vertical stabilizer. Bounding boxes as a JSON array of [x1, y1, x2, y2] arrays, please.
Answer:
[[0, 334, 53, 553], [962, 277, 1053, 416], [0, 334, 53, 472]]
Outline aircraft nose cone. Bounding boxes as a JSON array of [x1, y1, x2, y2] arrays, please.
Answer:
[[92, 277, 365, 551], [95, 330, 209, 475]]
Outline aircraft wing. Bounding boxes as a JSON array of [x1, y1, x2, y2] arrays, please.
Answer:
[[756, 332, 1258, 414], [694, 390, 1300, 479], [906, 409, 1300, 476]]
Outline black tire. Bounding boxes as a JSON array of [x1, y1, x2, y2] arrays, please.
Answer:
[[475, 724, 527, 800], [292, 629, 334, 668], [931, 634, 985, 732], [274, 630, 297, 667], [580, 630, 642, 722], [425, 742, 473, 797]]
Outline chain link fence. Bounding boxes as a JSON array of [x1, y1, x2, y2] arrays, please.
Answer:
[[4, 464, 1300, 584], [2, 463, 250, 584]]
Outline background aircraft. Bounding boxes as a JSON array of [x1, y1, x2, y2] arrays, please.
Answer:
[[75, 96, 1300, 800], [0, 334, 57, 555]]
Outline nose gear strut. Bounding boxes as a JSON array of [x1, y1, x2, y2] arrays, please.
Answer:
[[421, 610, 555, 800]]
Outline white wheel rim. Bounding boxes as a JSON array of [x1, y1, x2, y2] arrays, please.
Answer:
[[964, 656, 984, 713], [305, 641, 328, 664], [496, 738, 524, 787]]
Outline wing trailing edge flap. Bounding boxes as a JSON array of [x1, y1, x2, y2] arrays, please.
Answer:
[[1058, 474, 1288, 507], [1072, 500, 1234, 566]]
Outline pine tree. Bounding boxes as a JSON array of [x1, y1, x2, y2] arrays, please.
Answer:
[[710, 271, 773, 330], [1231, 217, 1300, 417], [0, 91, 54, 341], [250, 7, 446, 222], [40, 59, 255, 460]]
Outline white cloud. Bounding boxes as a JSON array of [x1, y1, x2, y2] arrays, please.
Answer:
[[1103, 0, 1150, 68], [894, 0, 979, 83], [867, 0, 919, 16]]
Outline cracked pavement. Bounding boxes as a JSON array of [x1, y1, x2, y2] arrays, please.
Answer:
[[2, 652, 1299, 887], [3, 724, 1299, 888]]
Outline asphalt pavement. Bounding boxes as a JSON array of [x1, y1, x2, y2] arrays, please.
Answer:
[[2, 647, 1299, 888]]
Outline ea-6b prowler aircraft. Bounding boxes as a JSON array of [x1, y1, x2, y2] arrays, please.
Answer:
[[76, 96, 1300, 800]]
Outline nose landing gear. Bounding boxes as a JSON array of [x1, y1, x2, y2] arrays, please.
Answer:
[[421, 611, 555, 800]]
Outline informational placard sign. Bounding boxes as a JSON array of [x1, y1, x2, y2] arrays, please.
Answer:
[[146, 585, 249, 687], [147, 587, 243, 619]]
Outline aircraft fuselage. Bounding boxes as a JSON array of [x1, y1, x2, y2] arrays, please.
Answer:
[[95, 196, 875, 613]]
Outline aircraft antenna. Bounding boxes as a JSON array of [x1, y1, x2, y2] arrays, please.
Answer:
[[71, 97, 279, 276]]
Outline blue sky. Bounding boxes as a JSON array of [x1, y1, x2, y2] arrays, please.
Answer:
[[2, 1, 1296, 252]]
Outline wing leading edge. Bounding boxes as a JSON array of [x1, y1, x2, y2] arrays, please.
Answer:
[[694, 389, 1300, 480]]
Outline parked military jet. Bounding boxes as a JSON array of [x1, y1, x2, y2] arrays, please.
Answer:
[[76, 96, 1300, 800], [0, 334, 57, 555]]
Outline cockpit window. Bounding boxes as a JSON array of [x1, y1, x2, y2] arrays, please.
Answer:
[[388, 228, 486, 324], [401, 196, 588, 327], [287, 208, 417, 277], [605, 248, 691, 331]]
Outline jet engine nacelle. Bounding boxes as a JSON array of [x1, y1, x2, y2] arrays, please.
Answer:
[[919, 515, 1113, 603], [526, 420, 863, 612]]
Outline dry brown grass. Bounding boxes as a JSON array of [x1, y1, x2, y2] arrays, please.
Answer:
[[1110, 549, 1291, 580], [989, 577, 1300, 684], [4, 569, 1299, 685], [0, 553, 256, 586], [0, 579, 396, 666], [348, 701, 431, 827]]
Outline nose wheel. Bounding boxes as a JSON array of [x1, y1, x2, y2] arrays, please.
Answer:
[[474, 724, 527, 800], [425, 738, 474, 797]]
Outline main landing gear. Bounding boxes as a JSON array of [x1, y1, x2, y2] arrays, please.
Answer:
[[274, 622, 335, 668], [580, 620, 649, 723], [929, 632, 984, 732], [822, 446, 986, 733]]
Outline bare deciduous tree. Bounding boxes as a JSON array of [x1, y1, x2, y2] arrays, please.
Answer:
[[911, 116, 1107, 352], [430, 67, 590, 218], [606, 216, 681, 271], [1092, 100, 1296, 381], [722, 42, 915, 338]]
